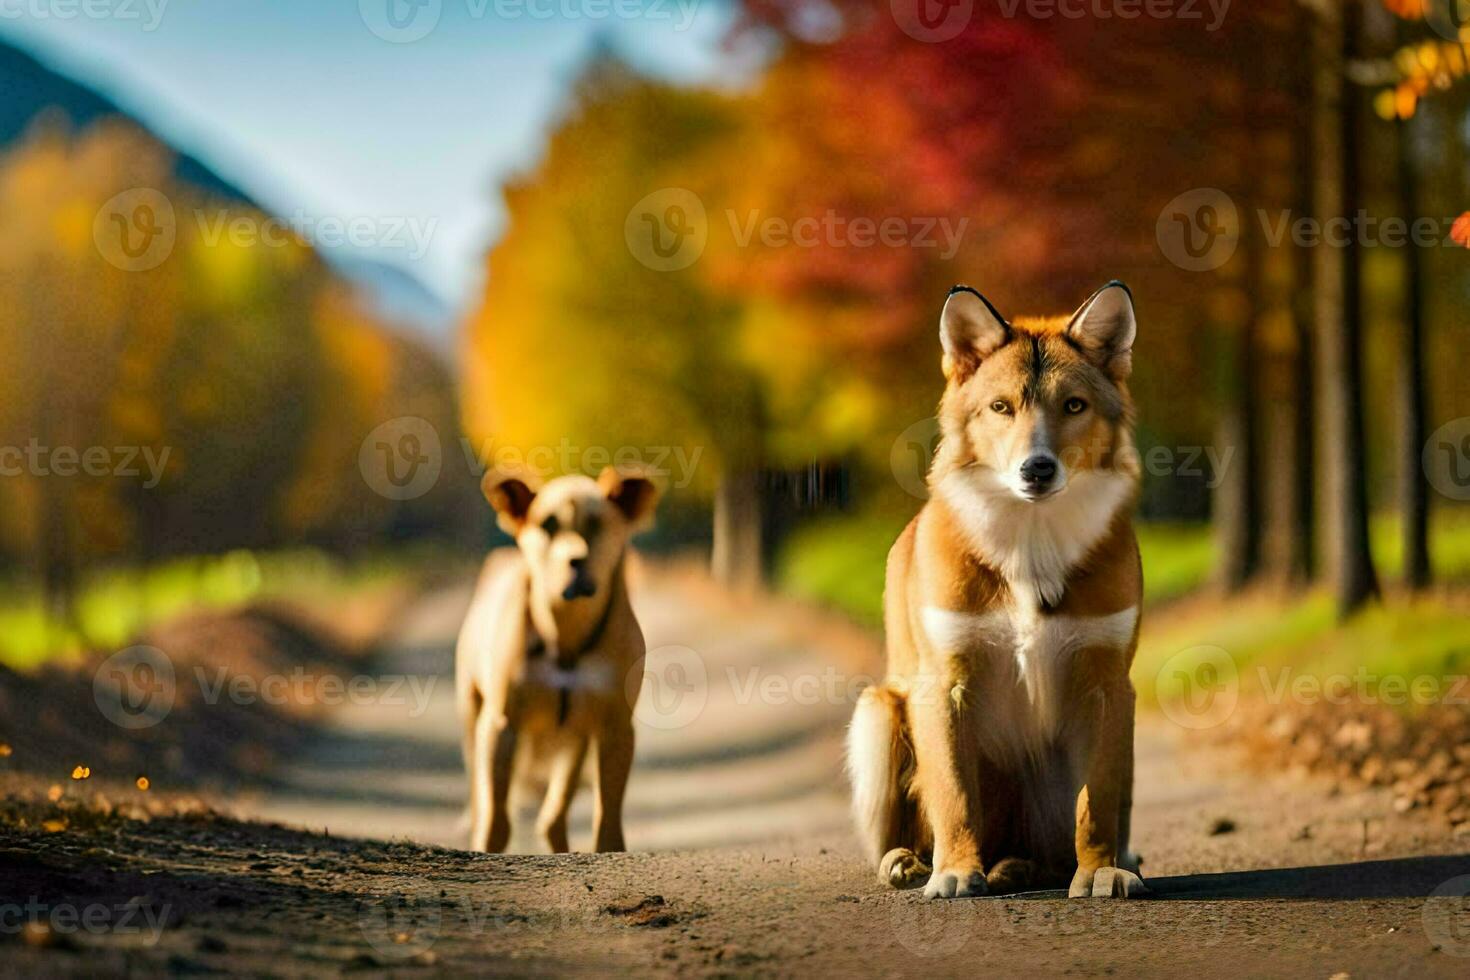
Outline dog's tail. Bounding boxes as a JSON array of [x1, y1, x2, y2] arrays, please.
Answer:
[[847, 684, 927, 888]]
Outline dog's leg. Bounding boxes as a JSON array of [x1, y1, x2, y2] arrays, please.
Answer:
[[536, 737, 588, 854], [459, 686, 483, 837], [469, 706, 517, 853], [848, 686, 928, 889], [911, 667, 988, 900], [593, 719, 634, 852], [1117, 695, 1141, 875], [1068, 676, 1145, 898]]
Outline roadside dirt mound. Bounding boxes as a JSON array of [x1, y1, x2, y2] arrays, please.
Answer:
[[1232, 700, 1470, 835], [0, 603, 358, 800]]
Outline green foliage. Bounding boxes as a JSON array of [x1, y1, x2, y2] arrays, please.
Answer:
[[777, 511, 1225, 627], [0, 547, 443, 669], [777, 510, 909, 628], [1135, 592, 1470, 715], [1135, 523, 1217, 606], [776, 506, 1470, 633]]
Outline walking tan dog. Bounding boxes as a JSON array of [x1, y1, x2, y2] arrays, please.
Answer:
[[848, 282, 1146, 900], [456, 465, 659, 853]]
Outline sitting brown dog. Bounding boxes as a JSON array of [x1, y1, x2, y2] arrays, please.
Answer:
[[455, 466, 659, 853]]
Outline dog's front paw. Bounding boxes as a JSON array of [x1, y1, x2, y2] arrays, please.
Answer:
[[923, 866, 988, 900], [879, 848, 931, 890], [1068, 865, 1147, 899]]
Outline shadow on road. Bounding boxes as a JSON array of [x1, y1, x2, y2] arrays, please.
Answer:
[[1017, 854, 1470, 901], [1147, 854, 1470, 900]]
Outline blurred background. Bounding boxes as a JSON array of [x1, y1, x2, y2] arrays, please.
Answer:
[[0, 0, 1468, 816]]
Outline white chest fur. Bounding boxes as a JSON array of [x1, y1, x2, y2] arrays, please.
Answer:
[[920, 602, 1138, 763], [936, 468, 1133, 607]]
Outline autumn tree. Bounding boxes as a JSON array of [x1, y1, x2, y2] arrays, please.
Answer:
[[463, 58, 773, 582], [0, 117, 473, 621]]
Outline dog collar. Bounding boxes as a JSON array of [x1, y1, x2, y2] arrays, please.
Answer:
[[523, 555, 624, 669]]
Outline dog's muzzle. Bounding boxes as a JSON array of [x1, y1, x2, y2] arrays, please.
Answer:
[[562, 559, 596, 600]]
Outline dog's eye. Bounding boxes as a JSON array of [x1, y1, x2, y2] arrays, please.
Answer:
[[990, 400, 1013, 416], [1064, 397, 1088, 415], [540, 515, 559, 536]]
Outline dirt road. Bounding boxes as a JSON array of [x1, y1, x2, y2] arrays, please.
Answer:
[[5, 567, 1470, 976]]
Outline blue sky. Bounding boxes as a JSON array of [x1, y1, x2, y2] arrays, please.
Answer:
[[0, 0, 734, 308]]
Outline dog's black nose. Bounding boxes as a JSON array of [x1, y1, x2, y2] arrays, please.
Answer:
[[562, 559, 596, 600], [1020, 454, 1058, 487]]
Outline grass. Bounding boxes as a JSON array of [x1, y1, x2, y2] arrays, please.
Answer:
[[777, 510, 908, 628], [0, 547, 447, 670], [776, 511, 1223, 626], [1135, 591, 1470, 713], [778, 505, 1470, 710]]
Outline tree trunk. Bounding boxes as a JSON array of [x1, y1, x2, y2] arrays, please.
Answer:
[[712, 468, 763, 591], [1311, 0, 1379, 618], [1395, 46, 1430, 591], [1289, 280, 1316, 583], [1215, 302, 1260, 590], [1287, 4, 1317, 584], [1216, 25, 1271, 592]]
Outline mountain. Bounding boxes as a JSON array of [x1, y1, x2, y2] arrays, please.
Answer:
[[0, 35, 253, 203], [0, 34, 454, 344], [328, 254, 457, 351]]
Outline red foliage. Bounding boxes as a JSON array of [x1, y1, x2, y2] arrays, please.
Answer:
[[1451, 211, 1470, 248]]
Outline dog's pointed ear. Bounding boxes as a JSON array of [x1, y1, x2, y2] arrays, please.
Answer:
[[482, 469, 540, 535], [598, 465, 661, 530], [1067, 281, 1136, 380], [940, 286, 1010, 380]]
